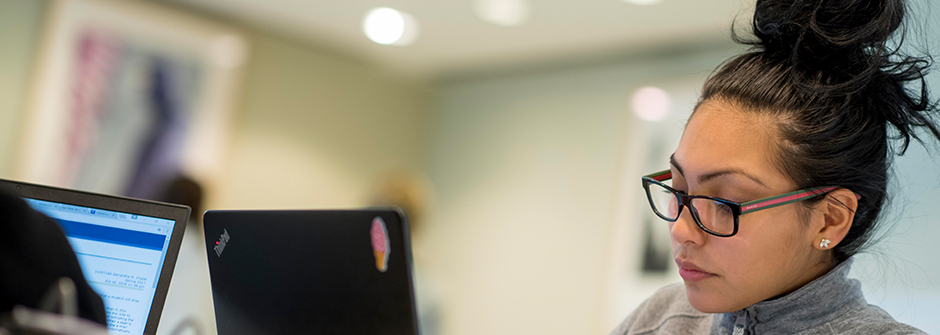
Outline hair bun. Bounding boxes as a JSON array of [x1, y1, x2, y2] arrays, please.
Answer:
[[749, 0, 906, 84], [723, 0, 938, 154]]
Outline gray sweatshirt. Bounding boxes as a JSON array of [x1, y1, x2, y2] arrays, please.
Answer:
[[610, 258, 927, 334]]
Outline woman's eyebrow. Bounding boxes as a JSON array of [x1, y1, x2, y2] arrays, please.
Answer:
[[669, 154, 684, 176], [670, 154, 768, 188], [699, 169, 768, 188]]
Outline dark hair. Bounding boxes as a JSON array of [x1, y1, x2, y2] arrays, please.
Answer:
[[698, 0, 940, 263]]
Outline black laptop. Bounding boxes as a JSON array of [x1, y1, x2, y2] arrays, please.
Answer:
[[203, 209, 420, 335], [0, 179, 189, 335]]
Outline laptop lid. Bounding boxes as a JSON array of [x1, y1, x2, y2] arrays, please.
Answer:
[[203, 209, 420, 335], [0, 179, 189, 335]]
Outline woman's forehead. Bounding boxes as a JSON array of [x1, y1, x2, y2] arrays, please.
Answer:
[[674, 101, 786, 186]]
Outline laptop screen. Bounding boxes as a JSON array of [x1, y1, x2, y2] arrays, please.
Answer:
[[25, 197, 177, 335]]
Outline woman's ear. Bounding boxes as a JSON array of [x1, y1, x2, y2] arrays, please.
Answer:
[[814, 188, 858, 250]]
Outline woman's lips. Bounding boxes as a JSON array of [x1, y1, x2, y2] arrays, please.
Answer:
[[676, 259, 717, 282]]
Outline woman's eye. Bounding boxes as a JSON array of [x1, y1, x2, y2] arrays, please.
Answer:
[[716, 203, 733, 214]]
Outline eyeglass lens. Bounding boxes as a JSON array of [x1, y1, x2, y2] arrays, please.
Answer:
[[647, 182, 680, 219], [646, 181, 736, 235]]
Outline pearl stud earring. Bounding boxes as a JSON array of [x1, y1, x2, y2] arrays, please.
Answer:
[[820, 238, 831, 249]]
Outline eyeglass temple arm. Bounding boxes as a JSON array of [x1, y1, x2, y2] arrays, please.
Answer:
[[740, 187, 862, 214], [644, 170, 672, 182]]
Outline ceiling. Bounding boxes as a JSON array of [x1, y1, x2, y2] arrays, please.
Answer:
[[170, 0, 751, 79]]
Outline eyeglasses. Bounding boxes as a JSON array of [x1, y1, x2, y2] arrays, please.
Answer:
[[641, 169, 858, 237]]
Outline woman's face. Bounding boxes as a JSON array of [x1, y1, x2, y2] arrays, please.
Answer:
[[669, 99, 827, 313]]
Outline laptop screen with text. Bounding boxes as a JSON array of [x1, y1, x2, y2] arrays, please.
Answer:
[[26, 198, 176, 335]]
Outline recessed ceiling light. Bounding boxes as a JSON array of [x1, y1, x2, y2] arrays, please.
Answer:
[[621, 0, 664, 5], [631, 86, 671, 122], [473, 0, 531, 27], [363, 7, 420, 46]]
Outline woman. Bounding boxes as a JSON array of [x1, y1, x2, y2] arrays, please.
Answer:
[[612, 0, 937, 334]]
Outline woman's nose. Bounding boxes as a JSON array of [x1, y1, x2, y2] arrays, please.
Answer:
[[670, 207, 706, 246]]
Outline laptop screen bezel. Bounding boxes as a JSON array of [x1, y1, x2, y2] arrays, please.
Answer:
[[0, 178, 190, 335]]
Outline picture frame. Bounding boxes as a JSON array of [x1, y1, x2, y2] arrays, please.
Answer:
[[16, 0, 247, 205]]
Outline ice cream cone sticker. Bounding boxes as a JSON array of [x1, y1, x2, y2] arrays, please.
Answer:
[[371, 217, 390, 272]]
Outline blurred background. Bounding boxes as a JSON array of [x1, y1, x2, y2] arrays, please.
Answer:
[[1, 0, 938, 334]]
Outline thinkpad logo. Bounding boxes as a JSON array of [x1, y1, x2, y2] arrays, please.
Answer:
[[214, 229, 230, 257]]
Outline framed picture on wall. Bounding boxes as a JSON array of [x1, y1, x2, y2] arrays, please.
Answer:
[[17, 0, 247, 204]]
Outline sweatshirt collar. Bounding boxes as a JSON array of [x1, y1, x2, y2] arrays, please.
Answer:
[[718, 258, 866, 334]]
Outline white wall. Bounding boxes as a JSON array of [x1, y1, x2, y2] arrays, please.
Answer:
[[0, 0, 45, 178], [423, 47, 737, 335], [212, 32, 430, 211]]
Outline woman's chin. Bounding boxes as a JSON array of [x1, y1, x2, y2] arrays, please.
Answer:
[[684, 284, 740, 314]]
